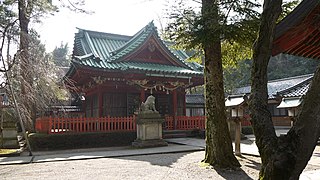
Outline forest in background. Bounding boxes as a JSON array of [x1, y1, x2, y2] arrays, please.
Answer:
[[224, 53, 320, 92]]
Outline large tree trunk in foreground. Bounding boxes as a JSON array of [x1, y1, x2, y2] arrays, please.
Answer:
[[287, 67, 320, 179], [250, 0, 320, 179], [250, 0, 282, 178], [18, 0, 36, 131], [202, 0, 240, 169]]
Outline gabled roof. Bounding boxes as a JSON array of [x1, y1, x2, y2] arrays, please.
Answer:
[[272, 0, 320, 59], [68, 21, 203, 78], [233, 74, 313, 99]]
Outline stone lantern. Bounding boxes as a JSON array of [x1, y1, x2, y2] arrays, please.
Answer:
[[225, 94, 248, 156]]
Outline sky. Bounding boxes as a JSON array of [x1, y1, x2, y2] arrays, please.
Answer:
[[34, 0, 171, 52]]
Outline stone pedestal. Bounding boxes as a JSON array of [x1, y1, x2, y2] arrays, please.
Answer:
[[132, 112, 168, 148], [1, 121, 19, 149]]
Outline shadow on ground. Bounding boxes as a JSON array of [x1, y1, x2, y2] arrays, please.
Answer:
[[215, 155, 261, 180], [115, 151, 194, 167], [240, 156, 261, 171], [240, 139, 255, 145], [215, 167, 254, 180]]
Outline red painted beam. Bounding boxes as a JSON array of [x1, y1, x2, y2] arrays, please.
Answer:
[[272, 27, 316, 56]]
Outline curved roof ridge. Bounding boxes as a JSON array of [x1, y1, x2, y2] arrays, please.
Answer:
[[107, 21, 196, 70], [109, 21, 156, 59]]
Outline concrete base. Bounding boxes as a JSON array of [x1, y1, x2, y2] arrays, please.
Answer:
[[132, 139, 168, 148]]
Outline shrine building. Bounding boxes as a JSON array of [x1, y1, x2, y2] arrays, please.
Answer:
[[64, 21, 204, 118]]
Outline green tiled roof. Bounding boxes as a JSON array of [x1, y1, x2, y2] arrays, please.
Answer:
[[71, 54, 202, 76], [69, 21, 203, 78]]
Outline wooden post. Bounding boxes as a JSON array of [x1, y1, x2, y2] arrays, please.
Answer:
[[173, 90, 178, 129], [235, 118, 242, 156]]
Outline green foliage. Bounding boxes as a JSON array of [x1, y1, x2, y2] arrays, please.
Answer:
[[164, 0, 260, 48], [0, 1, 16, 26], [163, 0, 301, 67], [221, 41, 253, 68], [224, 54, 320, 93], [224, 59, 251, 93], [278, 0, 301, 22], [268, 54, 320, 80], [52, 42, 70, 67]]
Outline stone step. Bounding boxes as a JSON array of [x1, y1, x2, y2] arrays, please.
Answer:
[[163, 130, 190, 139], [163, 133, 187, 139]]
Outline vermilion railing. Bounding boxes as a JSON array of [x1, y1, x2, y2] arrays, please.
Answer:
[[176, 116, 206, 130], [35, 115, 250, 134], [164, 116, 174, 130], [36, 116, 136, 134]]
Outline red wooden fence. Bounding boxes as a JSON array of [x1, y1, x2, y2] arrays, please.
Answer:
[[35, 116, 251, 134], [36, 116, 136, 134], [164, 116, 206, 130]]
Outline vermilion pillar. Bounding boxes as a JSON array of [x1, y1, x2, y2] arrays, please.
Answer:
[[172, 90, 177, 129], [98, 90, 103, 117], [140, 88, 145, 103], [182, 91, 186, 116]]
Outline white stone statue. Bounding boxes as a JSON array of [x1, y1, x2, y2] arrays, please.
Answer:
[[140, 95, 158, 113]]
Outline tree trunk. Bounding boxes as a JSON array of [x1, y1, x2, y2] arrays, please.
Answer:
[[202, 0, 240, 169], [250, 0, 283, 178], [287, 66, 320, 179], [251, 0, 320, 179], [18, 0, 35, 131]]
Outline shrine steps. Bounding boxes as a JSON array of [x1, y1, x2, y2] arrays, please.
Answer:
[[163, 130, 201, 139]]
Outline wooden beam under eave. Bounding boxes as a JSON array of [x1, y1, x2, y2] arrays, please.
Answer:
[[309, 48, 320, 60], [272, 26, 315, 56], [288, 43, 315, 57], [299, 44, 320, 58], [288, 31, 319, 56]]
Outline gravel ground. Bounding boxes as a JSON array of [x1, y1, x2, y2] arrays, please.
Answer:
[[1, 146, 319, 180], [0, 151, 260, 180]]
